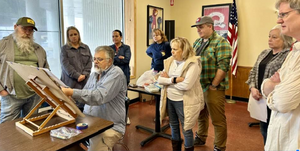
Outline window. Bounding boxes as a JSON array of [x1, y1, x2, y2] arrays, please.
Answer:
[[62, 0, 124, 52], [0, 0, 61, 77], [0, 0, 133, 102], [0, 0, 125, 78]]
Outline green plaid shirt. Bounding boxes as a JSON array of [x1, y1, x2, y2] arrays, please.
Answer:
[[193, 31, 232, 92]]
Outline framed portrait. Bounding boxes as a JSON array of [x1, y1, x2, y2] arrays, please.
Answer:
[[147, 5, 164, 46], [202, 3, 231, 39]]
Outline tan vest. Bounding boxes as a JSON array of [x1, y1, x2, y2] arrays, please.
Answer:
[[159, 56, 204, 130]]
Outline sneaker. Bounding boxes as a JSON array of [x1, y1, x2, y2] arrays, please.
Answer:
[[194, 134, 205, 146], [214, 146, 221, 151], [127, 117, 131, 125]]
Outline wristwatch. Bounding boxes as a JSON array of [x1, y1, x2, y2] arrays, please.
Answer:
[[173, 77, 177, 84]]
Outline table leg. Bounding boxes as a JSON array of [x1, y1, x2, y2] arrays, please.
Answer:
[[135, 95, 172, 146]]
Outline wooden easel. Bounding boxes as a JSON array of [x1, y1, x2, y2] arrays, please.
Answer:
[[16, 76, 77, 136]]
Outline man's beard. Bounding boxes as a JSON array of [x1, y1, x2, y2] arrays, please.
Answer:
[[93, 64, 109, 74], [12, 29, 35, 55], [93, 65, 103, 74]]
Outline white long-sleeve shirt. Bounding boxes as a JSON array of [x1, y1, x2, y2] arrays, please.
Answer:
[[157, 60, 200, 101], [263, 42, 300, 150]]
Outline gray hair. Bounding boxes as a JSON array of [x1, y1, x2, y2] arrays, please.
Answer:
[[271, 24, 294, 49], [275, 0, 300, 13], [94, 46, 114, 63]]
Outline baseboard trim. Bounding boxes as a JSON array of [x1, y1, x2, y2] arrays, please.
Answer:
[[225, 95, 248, 102], [130, 96, 248, 103]]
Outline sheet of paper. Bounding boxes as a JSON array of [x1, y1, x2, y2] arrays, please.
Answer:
[[7, 61, 84, 117], [247, 94, 267, 122], [42, 68, 68, 87]]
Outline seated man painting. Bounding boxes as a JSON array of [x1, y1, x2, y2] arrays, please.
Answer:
[[62, 46, 127, 151]]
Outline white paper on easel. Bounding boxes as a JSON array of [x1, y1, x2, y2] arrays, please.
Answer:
[[42, 68, 68, 88], [6, 61, 84, 117], [247, 94, 267, 122]]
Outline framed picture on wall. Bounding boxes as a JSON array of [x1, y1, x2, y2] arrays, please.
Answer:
[[147, 5, 164, 46], [202, 3, 231, 39]]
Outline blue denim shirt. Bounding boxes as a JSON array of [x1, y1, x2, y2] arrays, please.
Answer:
[[72, 65, 127, 134], [110, 43, 131, 84]]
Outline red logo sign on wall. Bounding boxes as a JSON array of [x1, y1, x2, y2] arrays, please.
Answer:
[[170, 0, 174, 6]]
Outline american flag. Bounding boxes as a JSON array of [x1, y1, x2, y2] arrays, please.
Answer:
[[227, 0, 238, 76]]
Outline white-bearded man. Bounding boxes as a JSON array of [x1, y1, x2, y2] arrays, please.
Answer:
[[0, 17, 49, 123]]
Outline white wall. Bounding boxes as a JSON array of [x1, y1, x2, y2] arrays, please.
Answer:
[[128, 0, 171, 99], [170, 0, 278, 67], [129, 0, 279, 99]]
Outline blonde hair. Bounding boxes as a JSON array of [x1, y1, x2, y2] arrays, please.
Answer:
[[66, 26, 82, 46], [170, 37, 195, 60]]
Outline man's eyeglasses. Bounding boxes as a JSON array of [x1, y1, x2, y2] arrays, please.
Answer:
[[93, 57, 109, 62], [278, 10, 296, 19], [20, 26, 35, 33]]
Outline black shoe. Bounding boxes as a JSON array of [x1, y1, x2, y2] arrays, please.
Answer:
[[214, 146, 221, 151], [80, 140, 89, 151], [194, 134, 205, 146], [172, 140, 182, 151], [185, 146, 194, 151]]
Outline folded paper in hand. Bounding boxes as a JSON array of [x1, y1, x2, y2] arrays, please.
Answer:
[[247, 94, 267, 122]]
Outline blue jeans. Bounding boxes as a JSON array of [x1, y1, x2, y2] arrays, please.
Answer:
[[167, 98, 193, 148], [260, 107, 271, 145], [0, 94, 40, 123]]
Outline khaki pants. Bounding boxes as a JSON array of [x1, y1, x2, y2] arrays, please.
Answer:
[[88, 129, 123, 151], [197, 89, 227, 150]]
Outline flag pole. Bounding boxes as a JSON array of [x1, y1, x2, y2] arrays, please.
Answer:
[[226, 0, 238, 104], [227, 67, 236, 103]]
